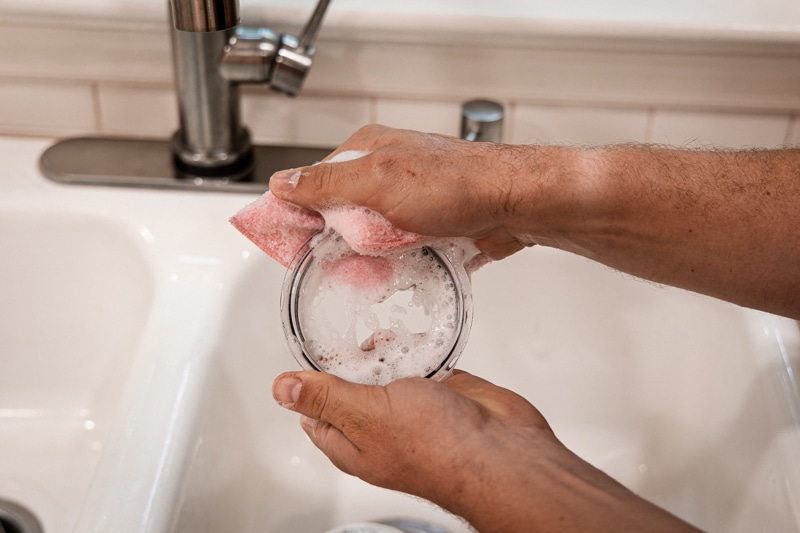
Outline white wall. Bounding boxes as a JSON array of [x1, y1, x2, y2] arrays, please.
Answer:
[[1, 2, 799, 151]]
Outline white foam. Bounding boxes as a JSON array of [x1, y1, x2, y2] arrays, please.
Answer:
[[327, 150, 371, 163], [296, 234, 461, 385]]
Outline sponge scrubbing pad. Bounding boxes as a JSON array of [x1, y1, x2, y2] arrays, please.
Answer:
[[230, 192, 325, 268], [230, 150, 425, 267], [229, 150, 490, 274]]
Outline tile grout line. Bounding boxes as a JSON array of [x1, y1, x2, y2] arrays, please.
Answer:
[[645, 106, 657, 144], [91, 82, 103, 133], [783, 113, 797, 146]]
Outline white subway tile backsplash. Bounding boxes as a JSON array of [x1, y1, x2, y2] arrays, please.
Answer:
[[0, 79, 96, 136], [311, 40, 800, 111], [512, 105, 650, 145], [374, 99, 462, 136], [649, 110, 791, 149], [3, 13, 800, 150], [241, 91, 369, 147], [98, 85, 177, 137], [0, 24, 172, 85]]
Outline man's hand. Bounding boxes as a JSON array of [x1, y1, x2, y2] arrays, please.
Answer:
[[268, 124, 539, 260], [269, 124, 800, 318], [272, 370, 701, 533]]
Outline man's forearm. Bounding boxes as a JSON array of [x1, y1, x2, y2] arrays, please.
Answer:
[[510, 145, 800, 318]]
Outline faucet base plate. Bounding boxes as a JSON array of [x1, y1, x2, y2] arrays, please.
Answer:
[[39, 136, 333, 193]]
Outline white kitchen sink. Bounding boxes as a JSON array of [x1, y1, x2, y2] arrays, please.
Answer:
[[0, 207, 154, 532], [174, 242, 800, 532], [2, 136, 798, 533]]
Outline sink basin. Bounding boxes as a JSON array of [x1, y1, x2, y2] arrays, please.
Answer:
[[2, 136, 798, 533], [0, 208, 154, 532], [0, 136, 265, 533], [463, 250, 800, 533], [174, 254, 470, 532], [176, 245, 800, 532]]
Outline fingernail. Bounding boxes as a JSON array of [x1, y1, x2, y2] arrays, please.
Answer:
[[274, 376, 302, 406], [269, 168, 302, 194], [300, 415, 319, 437]]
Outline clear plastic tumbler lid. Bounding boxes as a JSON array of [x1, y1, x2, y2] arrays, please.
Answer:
[[281, 230, 472, 385]]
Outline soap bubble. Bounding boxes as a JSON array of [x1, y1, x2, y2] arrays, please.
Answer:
[[286, 233, 467, 385]]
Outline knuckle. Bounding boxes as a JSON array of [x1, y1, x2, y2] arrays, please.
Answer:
[[305, 379, 335, 420], [309, 162, 335, 194], [358, 123, 380, 136], [358, 123, 386, 139]]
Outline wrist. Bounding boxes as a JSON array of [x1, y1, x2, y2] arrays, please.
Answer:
[[440, 443, 701, 533], [491, 144, 607, 251]]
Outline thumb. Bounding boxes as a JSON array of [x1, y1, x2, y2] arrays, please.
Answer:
[[273, 370, 379, 423], [267, 155, 381, 213], [272, 370, 381, 473]]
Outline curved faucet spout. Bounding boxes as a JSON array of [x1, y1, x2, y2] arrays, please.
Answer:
[[170, 0, 239, 32], [168, 0, 333, 179]]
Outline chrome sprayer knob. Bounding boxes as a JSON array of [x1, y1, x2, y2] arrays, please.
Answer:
[[461, 99, 504, 143]]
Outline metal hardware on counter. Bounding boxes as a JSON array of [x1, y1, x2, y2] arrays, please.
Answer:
[[40, 137, 332, 194], [0, 499, 44, 533], [38, 0, 336, 192], [169, 0, 332, 179], [460, 99, 504, 143]]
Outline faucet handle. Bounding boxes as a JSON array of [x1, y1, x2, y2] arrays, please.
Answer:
[[271, 0, 332, 96], [297, 0, 332, 51]]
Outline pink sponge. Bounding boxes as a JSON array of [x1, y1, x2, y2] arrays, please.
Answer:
[[231, 191, 491, 278], [322, 254, 395, 294], [321, 207, 423, 256], [230, 190, 424, 267], [230, 149, 426, 265], [229, 192, 324, 268], [229, 190, 423, 268], [230, 150, 489, 276]]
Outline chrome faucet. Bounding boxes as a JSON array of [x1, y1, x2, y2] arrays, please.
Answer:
[[40, 0, 334, 192], [460, 99, 504, 143], [169, 0, 332, 180]]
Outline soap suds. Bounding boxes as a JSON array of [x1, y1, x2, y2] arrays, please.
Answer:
[[321, 206, 424, 256], [294, 233, 461, 385], [326, 150, 371, 163], [231, 149, 487, 384]]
